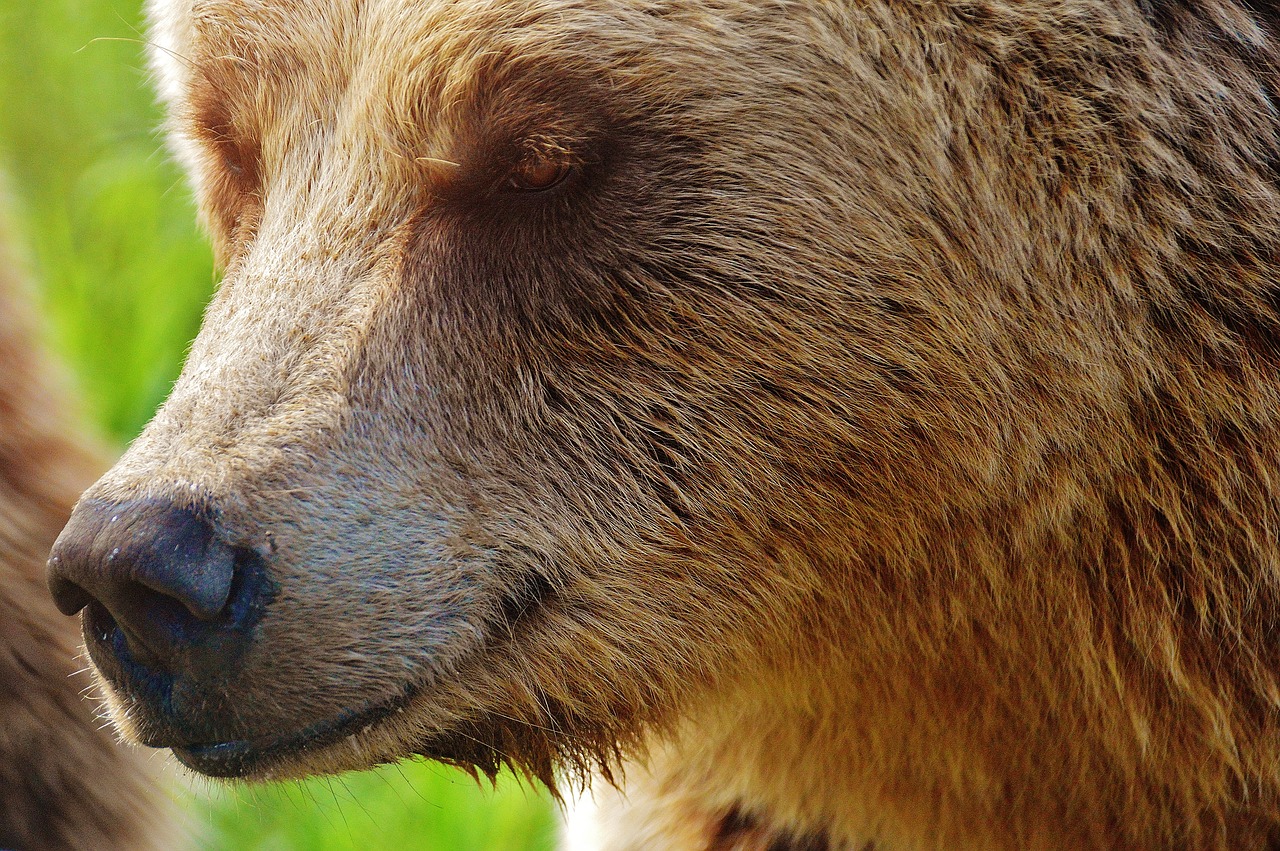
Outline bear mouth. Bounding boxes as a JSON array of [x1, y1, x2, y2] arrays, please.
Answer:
[[169, 685, 416, 778], [170, 572, 559, 778]]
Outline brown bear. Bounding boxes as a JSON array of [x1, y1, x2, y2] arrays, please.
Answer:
[[0, 203, 172, 849], [44, 0, 1280, 847]]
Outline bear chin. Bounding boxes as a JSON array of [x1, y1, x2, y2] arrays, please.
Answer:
[[169, 692, 575, 787], [168, 686, 416, 779]]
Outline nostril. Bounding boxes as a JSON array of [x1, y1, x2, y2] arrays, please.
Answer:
[[47, 563, 92, 616], [86, 591, 202, 670]]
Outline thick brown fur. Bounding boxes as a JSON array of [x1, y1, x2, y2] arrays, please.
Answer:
[[58, 0, 1280, 847], [0, 206, 173, 849]]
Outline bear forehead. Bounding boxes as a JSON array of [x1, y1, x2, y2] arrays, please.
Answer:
[[147, 0, 741, 173], [152, 0, 705, 95]]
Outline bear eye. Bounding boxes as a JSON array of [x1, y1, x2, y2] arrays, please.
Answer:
[[221, 141, 247, 178], [198, 113, 259, 192], [506, 152, 572, 192]]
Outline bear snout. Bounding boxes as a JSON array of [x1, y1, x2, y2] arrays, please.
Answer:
[[47, 498, 273, 683]]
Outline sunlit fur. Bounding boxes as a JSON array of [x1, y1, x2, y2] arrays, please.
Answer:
[[0, 201, 173, 850], [82, 0, 1280, 846]]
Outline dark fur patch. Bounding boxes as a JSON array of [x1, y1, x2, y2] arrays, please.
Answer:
[[711, 806, 843, 851]]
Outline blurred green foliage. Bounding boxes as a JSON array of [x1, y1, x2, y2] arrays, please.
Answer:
[[0, 0, 212, 440], [191, 763, 559, 850], [0, 2, 558, 848]]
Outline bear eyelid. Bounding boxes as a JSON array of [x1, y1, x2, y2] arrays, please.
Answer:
[[500, 131, 584, 194], [505, 153, 574, 192], [210, 126, 253, 182], [223, 148, 246, 178]]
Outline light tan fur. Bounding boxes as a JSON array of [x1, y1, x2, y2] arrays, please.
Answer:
[[0, 201, 173, 850], [60, 0, 1280, 847]]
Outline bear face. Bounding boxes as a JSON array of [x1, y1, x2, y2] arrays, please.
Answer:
[[57, 0, 1025, 778], [46, 0, 1280, 846]]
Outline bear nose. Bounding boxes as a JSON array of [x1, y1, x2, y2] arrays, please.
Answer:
[[47, 498, 237, 667]]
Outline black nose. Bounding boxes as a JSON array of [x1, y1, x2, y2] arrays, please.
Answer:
[[48, 498, 242, 670]]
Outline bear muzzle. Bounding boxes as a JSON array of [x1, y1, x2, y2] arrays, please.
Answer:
[[46, 498, 278, 753]]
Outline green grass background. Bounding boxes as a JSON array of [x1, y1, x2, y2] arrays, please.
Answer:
[[0, 1, 559, 848]]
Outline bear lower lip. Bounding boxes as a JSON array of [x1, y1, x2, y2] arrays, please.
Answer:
[[170, 577, 555, 777], [171, 739, 261, 778], [170, 687, 414, 778]]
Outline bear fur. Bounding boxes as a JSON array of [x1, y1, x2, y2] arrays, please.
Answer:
[[0, 207, 172, 849], [47, 0, 1280, 847]]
